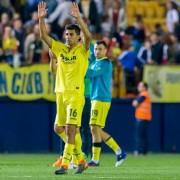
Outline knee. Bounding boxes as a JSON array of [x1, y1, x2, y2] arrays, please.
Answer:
[[66, 125, 76, 138], [54, 124, 64, 134], [90, 125, 99, 135], [76, 127, 80, 134]]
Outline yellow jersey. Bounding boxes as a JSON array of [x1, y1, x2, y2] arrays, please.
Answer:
[[51, 39, 89, 95], [3, 37, 17, 51]]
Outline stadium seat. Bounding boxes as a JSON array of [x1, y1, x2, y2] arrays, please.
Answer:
[[126, 0, 166, 31], [144, 4, 156, 18], [155, 6, 166, 18], [135, 3, 145, 16], [127, 6, 136, 18]]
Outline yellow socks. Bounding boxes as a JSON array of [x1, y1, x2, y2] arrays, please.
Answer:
[[58, 131, 66, 142], [92, 143, 102, 162], [58, 131, 78, 165], [74, 133, 85, 163], [61, 143, 74, 168], [71, 153, 78, 165], [105, 137, 121, 154]]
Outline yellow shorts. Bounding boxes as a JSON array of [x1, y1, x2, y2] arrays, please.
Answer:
[[54, 92, 85, 127], [89, 100, 111, 128]]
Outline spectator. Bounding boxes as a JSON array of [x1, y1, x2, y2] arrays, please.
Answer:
[[101, 15, 112, 35], [88, 0, 101, 33], [46, 0, 58, 16], [118, 36, 137, 96], [24, 24, 44, 64], [126, 15, 145, 53], [12, 17, 25, 62], [2, 25, 20, 66], [150, 32, 163, 64], [137, 40, 153, 80], [132, 82, 152, 156], [47, 0, 74, 28], [108, 0, 126, 32], [10, 0, 26, 21], [132, 15, 145, 53], [0, 0, 14, 18], [170, 34, 180, 64], [166, 0, 179, 33], [161, 33, 175, 64], [0, 12, 10, 39], [24, 11, 38, 34]]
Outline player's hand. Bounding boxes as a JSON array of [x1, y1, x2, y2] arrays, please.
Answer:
[[38, 1, 47, 19], [70, 2, 81, 19], [132, 100, 138, 107]]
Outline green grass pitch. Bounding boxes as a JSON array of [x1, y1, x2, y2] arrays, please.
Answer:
[[0, 153, 180, 180]]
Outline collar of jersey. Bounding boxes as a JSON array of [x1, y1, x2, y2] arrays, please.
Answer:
[[65, 43, 81, 52], [96, 57, 108, 61]]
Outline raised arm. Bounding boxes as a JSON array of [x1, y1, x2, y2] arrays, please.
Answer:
[[38, 2, 52, 48], [49, 50, 57, 74], [71, 2, 91, 50]]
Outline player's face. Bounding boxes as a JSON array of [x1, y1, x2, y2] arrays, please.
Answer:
[[65, 29, 80, 46], [94, 44, 107, 59], [138, 82, 144, 92]]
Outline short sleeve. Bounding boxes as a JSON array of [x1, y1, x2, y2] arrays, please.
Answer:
[[51, 39, 66, 58]]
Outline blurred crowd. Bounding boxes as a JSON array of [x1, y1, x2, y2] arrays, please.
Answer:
[[0, 0, 180, 97]]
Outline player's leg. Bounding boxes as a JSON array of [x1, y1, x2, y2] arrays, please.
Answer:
[[101, 130, 127, 167], [52, 125, 65, 167], [88, 101, 106, 166], [73, 95, 88, 174], [53, 93, 66, 168], [101, 130, 122, 154], [74, 127, 88, 174], [55, 92, 86, 174], [55, 93, 76, 175], [55, 125, 76, 174], [135, 119, 143, 155], [81, 97, 91, 157], [54, 125, 66, 142], [140, 120, 149, 155], [88, 125, 102, 166]]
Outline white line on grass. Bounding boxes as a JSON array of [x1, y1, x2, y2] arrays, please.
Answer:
[[4, 176, 124, 179], [5, 176, 32, 178]]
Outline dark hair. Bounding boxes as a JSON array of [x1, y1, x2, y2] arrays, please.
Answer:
[[170, 1, 178, 10], [143, 82, 148, 90], [65, 24, 81, 35], [95, 40, 108, 48]]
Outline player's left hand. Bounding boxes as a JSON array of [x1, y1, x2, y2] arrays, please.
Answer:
[[132, 100, 138, 107], [70, 2, 81, 19]]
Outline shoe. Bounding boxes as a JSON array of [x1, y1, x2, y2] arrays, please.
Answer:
[[115, 150, 127, 167], [74, 160, 88, 174], [88, 160, 100, 167], [52, 156, 63, 168], [55, 166, 68, 175]]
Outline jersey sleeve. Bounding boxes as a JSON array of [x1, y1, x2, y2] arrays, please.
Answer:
[[136, 96, 146, 104]]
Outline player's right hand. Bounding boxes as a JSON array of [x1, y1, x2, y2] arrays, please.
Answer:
[[38, 2, 47, 19]]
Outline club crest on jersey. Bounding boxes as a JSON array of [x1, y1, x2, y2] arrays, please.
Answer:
[[60, 54, 76, 64]]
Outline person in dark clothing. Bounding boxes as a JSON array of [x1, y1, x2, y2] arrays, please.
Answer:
[[150, 33, 163, 64], [118, 40, 137, 95], [88, 0, 101, 33]]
